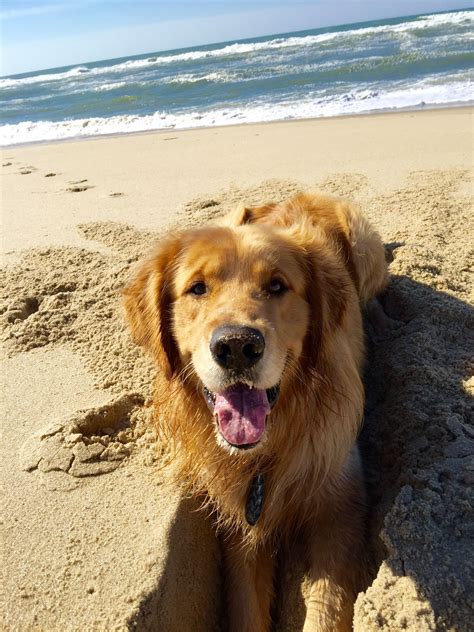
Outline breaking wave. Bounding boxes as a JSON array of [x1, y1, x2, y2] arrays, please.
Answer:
[[2, 78, 471, 146]]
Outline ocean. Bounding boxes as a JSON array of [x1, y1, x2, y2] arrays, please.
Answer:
[[1, 9, 473, 146]]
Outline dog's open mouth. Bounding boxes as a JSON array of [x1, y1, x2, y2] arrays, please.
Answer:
[[203, 383, 280, 449]]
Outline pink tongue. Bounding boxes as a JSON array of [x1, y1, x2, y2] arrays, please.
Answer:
[[214, 385, 270, 446]]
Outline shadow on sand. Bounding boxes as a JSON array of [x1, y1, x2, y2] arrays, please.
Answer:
[[357, 273, 473, 630]]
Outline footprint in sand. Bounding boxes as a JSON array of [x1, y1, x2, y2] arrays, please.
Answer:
[[67, 185, 93, 192], [20, 393, 147, 485], [184, 198, 220, 211], [109, 192, 125, 197], [67, 179, 94, 192], [3, 296, 39, 323], [2, 162, 12, 167], [45, 172, 57, 177], [18, 165, 38, 174], [384, 241, 405, 263]]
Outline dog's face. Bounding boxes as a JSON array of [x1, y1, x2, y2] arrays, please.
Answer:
[[123, 221, 347, 454], [173, 226, 308, 388], [171, 226, 309, 450]]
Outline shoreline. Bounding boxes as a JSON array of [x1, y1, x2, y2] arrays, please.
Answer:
[[2, 102, 473, 150]]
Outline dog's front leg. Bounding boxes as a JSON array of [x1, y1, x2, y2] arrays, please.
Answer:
[[223, 532, 274, 632], [303, 479, 368, 631], [302, 553, 356, 632]]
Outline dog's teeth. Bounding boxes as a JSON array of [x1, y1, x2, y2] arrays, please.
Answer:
[[203, 386, 216, 411]]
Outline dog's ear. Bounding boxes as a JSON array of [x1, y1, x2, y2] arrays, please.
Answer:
[[122, 236, 182, 380], [299, 241, 351, 372], [226, 203, 278, 226]]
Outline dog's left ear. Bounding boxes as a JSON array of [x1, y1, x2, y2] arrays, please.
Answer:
[[122, 235, 182, 380], [299, 241, 351, 372], [225, 203, 277, 226]]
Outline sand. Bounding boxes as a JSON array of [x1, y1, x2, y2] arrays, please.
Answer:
[[1, 107, 473, 631]]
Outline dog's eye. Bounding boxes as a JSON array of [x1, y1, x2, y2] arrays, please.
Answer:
[[188, 281, 207, 296], [268, 278, 287, 295]]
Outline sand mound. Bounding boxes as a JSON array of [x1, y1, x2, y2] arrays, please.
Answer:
[[1, 169, 472, 630]]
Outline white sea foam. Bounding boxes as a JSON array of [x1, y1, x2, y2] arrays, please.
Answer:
[[1, 77, 471, 146], [93, 81, 127, 91], [2, 10, 471, 89], [0, 66, 90, 89], [167, 71, 235, 84]]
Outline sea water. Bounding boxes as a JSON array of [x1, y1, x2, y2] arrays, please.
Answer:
[[1, 9, 472, 145]]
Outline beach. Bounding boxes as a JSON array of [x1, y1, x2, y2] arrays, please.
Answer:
[[1, 107, 473, 630]]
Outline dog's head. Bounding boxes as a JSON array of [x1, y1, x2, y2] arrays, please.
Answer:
[[123, 216, 350, 454]]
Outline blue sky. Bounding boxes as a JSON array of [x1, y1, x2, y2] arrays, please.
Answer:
[[1, 0, 472, 76]]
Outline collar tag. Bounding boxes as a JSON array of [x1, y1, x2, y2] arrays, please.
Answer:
[[245, 473, 265, 526]]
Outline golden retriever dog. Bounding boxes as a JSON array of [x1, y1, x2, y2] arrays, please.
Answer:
[[123, 192, 388, 631]]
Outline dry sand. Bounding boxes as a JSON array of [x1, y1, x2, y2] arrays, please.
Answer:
[[1, 107, 473, 631]]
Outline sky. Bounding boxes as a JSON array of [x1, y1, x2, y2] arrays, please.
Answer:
[[1, 0, 473, 76]]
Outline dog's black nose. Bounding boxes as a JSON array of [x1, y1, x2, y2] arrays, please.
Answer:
[[210, 326, 265, 371]]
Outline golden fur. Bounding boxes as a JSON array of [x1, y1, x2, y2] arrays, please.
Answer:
[[123, 192, 388, 631]]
